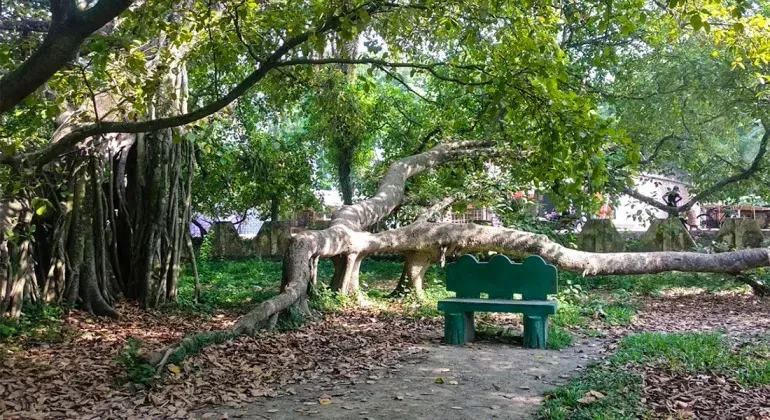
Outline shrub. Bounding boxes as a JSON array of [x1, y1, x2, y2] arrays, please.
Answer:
[[114, 338, 156, 387]]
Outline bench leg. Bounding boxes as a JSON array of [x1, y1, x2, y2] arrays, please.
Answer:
[[463, 312, 475, 342], [444, 312, 475, 345], [523, 315, 548, 349]]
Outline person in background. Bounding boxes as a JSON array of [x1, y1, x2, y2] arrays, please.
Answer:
[[664, 186, 682, 209]]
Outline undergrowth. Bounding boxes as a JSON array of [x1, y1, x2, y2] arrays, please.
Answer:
[[114, 338, 156, 388], [0, 304, 68, 344]]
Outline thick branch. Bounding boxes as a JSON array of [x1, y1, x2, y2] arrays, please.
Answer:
[[0, 0, 133, 114], [330, 141, 494, 231], [364, 223, 770, 275]]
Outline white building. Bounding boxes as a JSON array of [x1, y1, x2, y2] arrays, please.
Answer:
[[613, 173, 700, 231]]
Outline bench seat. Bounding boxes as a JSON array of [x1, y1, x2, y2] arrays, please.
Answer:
[[437, 298, 557, 316]]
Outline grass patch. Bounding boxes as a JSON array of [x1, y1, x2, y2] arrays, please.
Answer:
[[552, 298, 637, 332], [0, 304, 68, 344], [541, 366, 645, 419], [615, 332, 770, 385], [114, 338, 156, 388], [540, 332, 770, 418], [563, 270, 746, 296], [178, 259, 283, 313], [547, 325, 573, 350]]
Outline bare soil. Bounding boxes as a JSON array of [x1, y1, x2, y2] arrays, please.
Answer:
[[193, 338, 605, 420]]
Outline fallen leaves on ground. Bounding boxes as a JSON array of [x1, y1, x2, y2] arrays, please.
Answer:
[[0, 304, 438, 419], [626, 292, 770, 419], [577, 390, 605, 404], [633, 293, 770, 337], [643, 368, 770, 419]]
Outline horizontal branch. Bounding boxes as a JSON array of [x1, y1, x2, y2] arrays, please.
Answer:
[[364, 222, 770, 275], [275, 57, 493, 86]]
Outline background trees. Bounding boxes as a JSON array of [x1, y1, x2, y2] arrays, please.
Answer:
[[1, 0, 769, 320]]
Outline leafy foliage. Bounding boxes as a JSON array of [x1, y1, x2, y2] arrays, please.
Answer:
[[114, 338, 156, 387]]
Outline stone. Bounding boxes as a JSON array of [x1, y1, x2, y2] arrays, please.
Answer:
[[577, 219, 625, 253], [210, 222, 255, 258], [716, 218, 763, 249], [639, 218, 696, 251]]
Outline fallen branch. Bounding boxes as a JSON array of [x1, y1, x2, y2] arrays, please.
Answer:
[[148, 140, 770, 369]]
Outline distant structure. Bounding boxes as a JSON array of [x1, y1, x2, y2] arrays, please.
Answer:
[[613, 173, 699, 231]]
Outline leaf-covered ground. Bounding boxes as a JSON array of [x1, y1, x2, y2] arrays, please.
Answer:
[[0, 303, 440, 419], [2, 259, 770, 419]]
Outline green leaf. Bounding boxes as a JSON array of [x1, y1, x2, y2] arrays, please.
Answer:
[[690, 14, 702, 31]]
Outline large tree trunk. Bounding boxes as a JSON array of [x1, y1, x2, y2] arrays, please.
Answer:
[[329, 253, 362, 295], [0, 199, 36, 318], [10, 38, 197, 315]]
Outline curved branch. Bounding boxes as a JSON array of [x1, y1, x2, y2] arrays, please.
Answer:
[[624, 121, 769, 215], [622, 186, 675, 215], [330, 140, 494, 231], [415, 196, 456, 223], [0, 0, 133, 114], [677, 121, 769, 213], [639, 134, 685, 165], [0, 2, 400, 168]]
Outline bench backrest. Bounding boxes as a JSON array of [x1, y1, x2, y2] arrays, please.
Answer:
[[446, 254, 558, 300]]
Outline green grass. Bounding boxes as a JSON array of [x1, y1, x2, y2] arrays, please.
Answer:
[[177, 258, 421, 314], [177, 259, 283, 313], [540, 366, 645, 419], [562, 270, 746, 296], [615, 332, 770, 385], [540, 332, 770, 419], [547, 325, 574, 350], [0, 304, 68, 344]]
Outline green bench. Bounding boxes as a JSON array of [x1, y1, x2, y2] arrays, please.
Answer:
[[437, 254, 558, 349]]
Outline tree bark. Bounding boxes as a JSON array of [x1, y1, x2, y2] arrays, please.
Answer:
[[0, 199, 34, 318], [391, 251, 434, 298], [329, 253, 363, 295], [337, 152, 355, 206]]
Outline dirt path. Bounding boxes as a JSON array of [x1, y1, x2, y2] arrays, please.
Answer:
[[193, 339, 605, 420]]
